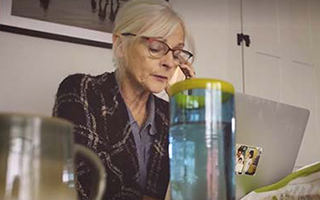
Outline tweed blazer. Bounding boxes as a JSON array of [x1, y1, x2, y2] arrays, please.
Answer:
[[53, 72, 170, 200]]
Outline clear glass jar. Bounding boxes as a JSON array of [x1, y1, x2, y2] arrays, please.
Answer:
[[168, 78, 235, 200]]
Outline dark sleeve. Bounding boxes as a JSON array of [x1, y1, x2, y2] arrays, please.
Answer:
[[52, 74, 97, 147], [52, 74, 98, 200]]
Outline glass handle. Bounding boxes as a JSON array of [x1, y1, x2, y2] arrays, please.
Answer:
[[74, 144, 106, 200]]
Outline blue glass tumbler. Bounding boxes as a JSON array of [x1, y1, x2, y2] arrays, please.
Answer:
[[168, 79, 235, 200]]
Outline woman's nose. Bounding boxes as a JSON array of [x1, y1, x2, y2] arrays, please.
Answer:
[[161, 51, 177, 70]]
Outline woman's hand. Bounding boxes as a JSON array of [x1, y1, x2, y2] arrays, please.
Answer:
[[178, 61, 196, 79], [166, 62, 195, 93]]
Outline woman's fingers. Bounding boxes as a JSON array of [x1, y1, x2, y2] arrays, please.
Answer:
[[169, 62, 196, 85], [179, 61, 196, 79], [165, 63, 196, 94]]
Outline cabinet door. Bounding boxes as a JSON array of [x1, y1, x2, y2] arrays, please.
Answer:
[[242, 0, 320, 167]]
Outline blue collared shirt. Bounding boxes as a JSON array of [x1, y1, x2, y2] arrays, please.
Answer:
[[126, 95, 157, 190]]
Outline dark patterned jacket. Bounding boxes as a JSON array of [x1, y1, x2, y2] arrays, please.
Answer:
[[53, 72, 170, 200]]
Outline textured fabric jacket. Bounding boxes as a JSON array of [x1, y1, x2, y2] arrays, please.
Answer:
[[53, 72, 170, 200]]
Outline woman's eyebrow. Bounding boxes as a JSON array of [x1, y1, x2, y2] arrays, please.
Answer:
[[159, 38, 185, 48], [174, 42, 185, 48], [161, 38, 184, 45]]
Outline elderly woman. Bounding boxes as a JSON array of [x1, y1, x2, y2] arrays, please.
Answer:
[[53, 0, 195, 199]]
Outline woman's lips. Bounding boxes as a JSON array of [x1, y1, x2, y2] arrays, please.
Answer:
[[153, 74, 168, 82]]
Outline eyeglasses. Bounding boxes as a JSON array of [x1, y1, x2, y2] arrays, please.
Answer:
[[121, 33, 193, 65]]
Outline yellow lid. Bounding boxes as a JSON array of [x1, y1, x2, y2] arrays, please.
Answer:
[[168, 78, 235, 97]]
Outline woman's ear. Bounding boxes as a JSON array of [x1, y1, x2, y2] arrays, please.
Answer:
[[112, 34, 119, 44], [112, 34, 124, 58]]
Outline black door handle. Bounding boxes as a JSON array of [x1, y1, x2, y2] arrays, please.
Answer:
[[237, 33, 251, 47]]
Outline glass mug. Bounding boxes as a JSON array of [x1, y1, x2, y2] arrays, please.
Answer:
[[168, 79, 235, 200], [0, 113, 106, 200]]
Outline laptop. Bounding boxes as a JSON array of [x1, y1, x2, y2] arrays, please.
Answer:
[[235, 93, 310, 199]]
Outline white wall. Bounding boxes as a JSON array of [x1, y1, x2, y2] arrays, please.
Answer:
[[0, 31, 113, 116]]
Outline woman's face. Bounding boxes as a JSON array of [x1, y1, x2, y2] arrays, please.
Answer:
[[123, 24, 185, 93]]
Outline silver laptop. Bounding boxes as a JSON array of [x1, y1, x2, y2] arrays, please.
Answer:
[[235, 93, 310, 199]]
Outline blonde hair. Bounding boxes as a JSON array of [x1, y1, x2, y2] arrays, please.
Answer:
[[112, 0, 195, 68]]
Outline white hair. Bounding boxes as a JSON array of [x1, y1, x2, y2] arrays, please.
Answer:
[[112, 0, 195, 68]]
